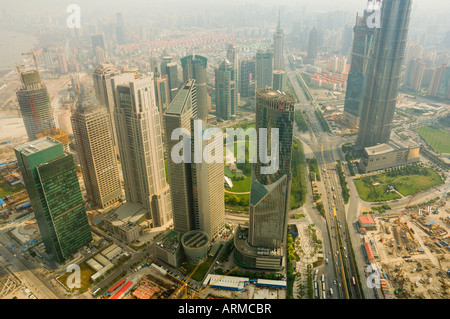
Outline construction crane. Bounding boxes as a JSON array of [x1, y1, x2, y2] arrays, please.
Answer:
[[21, 50, 40, 73], [170, 257, 206, 299], [395, 189, 420, 224], [190, 266, 238, 299], [433, 182, 450, 214]]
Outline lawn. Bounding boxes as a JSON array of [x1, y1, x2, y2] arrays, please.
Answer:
[[57, 261, 94, 291], [416, 125, 450, 154], [355, 167, 443, 202], [0, 176, 24, 198]]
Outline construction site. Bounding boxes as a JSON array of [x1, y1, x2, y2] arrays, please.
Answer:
[[361, 189, 450, 299]]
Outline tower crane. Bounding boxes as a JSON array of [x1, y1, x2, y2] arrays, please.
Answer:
[[395, 189, 419, 224], [170, 257, 206, 299], [21, 50, 40, 73]]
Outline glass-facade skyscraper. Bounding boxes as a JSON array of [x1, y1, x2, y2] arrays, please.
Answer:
[[234, 88, 295, 270], [215, 59, 236, 120], [343, 2, 375, 127], [356, 0, 412, 149], [15, 137, 92, 263]]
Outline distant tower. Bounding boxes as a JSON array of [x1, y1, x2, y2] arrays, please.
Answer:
[[112, 74, 172, 227], [306, 27, 318, 64], [92, 63, 121, 151], [160, 55, 179, 102], [255, 49, 273, 89], [15, 137, 92, 263], [71, 86, 122, 209], [234, 88, 296, 270], [16, 69, 55, 141], [181, 55, 208, 121], [116, 13, 126, 45], [226, 44, 240, 105], [272, 70, 287, 92], [215, 59, 237, 120], [273, 10, 285, 71], [343, 2, 376, 127], [239, 58, 256, 98], [405, 58, 425, 92], [357, 0, 413, 149]]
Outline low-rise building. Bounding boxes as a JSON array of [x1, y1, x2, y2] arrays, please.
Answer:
[[359, 141, 420, 173], [358, 215, 376, 229]]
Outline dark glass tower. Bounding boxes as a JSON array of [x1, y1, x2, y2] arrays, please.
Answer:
[[356, 0, 412, 149], [343, 2, 376, 127], [15, 137, 92, 263], [234, 88, 295, 270]]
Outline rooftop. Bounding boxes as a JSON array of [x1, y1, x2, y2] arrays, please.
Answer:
[[15, 137, 60, 156]]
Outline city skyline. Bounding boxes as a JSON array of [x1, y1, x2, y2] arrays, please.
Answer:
[[0, 0, 448, 305]]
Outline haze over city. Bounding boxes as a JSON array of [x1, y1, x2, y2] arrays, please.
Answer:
[[0, 0, 448, 310]]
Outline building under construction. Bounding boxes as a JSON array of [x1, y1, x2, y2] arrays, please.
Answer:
[[16, 67, 69, 150], [16, 70, 55, 141]]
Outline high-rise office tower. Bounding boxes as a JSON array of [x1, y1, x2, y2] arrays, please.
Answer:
[[306, 27, 318, 64], [154, 74, 171, 132], [116, 13, 126, 45], [234, 88, 295, 270], [273, 11, 285, 71], [343, 2, 376, 127], [93, 63, 121, 150], [71, 86, 122, 209], [239, 58, 256, 98], [215, 59, 236, 120], [16, 69, 55, 141], [356, 0, 412, 149], [164, 80, 225, 240], [405, 58, 425, 92], [272, 70, 287, 92], [91, 34, 106, 52], [255, 49, 273, 89], [429, 64, 450, 98], [160, 55, 179, 102], [190, 118, 225, 240], [112, 74, 172, 227], [15, 137, 92, 263], [164, 80, 197, 234], [181, 55, 208, 121], [226, 44, 240, 106]]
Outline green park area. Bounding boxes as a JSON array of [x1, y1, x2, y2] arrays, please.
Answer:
[[57, 262, 94, 292], [416, 125, 450, 154], [354, 164, 443, 202], [0, 176, 24, 198]]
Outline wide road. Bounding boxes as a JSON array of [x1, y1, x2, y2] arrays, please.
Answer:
[[286, 58, 364, 299]]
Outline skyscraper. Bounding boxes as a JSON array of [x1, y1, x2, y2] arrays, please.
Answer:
[[164, 79, 224, 240], [215, 59, 236, 120], [239, 58, 256, 98], [234, 88, 295, 270], [16, 69, 55, 141], [405, 58, 425, 92], [164, 79, 197, 234], [273, 11, 285, 71], [190, 118, 225, 240], [343, 3, 376, 127], [15, 137, 92, 263], [429, 64, 450, 98], [272, 70, 287, 92], [71, 86, 122, 209], [255, 49, 273, 89], [181, 55, 208, 120], [306, 27, 318, 64], [160, 55, 179, 102], [356, 0, 412, 149], [226, 44, 240, 106], [112, 74, 172, 227], [116, 13, 126, 45], [93, 63, 121, 150]]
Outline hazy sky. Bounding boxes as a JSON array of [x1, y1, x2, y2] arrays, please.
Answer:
[[1, 0, 450, 15]]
